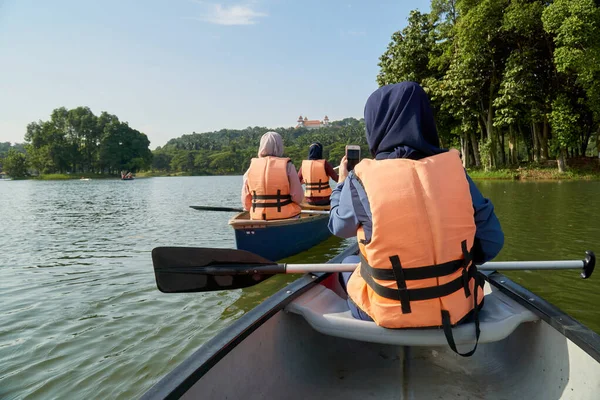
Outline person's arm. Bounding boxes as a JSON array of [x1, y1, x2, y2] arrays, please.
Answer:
[[325, 161, 339, 182], [329, 174, 365, 238], [287, 162, 305, 204], [241, 171, 252, 211], [467, 174, 504, 263], [297, 167, 304, 183]]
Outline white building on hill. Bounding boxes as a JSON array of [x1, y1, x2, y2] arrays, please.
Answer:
[[296, 115, 330, 130]]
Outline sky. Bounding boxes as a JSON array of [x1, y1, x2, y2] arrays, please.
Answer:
[[0, 0, 430, 148]]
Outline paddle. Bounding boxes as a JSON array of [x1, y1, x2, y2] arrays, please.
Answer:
[[152, 247, 595, 293], [190, 205, 329, 215]]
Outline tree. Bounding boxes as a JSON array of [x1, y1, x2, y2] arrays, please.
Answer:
[[24, 107, 152, 175], [375, 0, 600, 172], [543, 0, 600, 158], [4, 149, 28, 178], [377, 10, 436, 86]]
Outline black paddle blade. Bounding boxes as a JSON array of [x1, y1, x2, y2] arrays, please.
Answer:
[[152, 247, 279, 293], [189, 205, 244, 212]]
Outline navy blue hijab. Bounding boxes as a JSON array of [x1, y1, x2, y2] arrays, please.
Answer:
[[308, 142, 323, 160], [364, 82, 446, 160]]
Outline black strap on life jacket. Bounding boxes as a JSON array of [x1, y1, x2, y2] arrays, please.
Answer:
[[360, 239, 482, 357], [305, 179, 330, 193], [359, 240, 474, 311], [360, 259, 478, 304], [441, 272, 485, 357], [361, 253, 466, 281], [251, 190, 293, 213]]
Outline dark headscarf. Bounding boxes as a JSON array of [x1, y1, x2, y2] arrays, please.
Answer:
[[364, 82, 446, 160], [308, 142, 323, 160]]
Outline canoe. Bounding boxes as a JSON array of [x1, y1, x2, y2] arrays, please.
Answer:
[[229, 206, 331, 261], [143, 243, 600, 400], [121, 177, 135, 181]]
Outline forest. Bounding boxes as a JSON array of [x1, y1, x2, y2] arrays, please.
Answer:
[[0, 107, 152, 178], [150, 118, 368, 175], [377, 0, 600, 171]]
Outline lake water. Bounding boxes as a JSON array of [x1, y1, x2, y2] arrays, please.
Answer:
[[0, 177, 599, 399]]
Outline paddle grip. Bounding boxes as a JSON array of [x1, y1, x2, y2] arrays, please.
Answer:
[[582, 251, 595, 279]]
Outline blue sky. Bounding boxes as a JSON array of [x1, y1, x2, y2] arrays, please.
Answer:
[[0, 0, 430, 148]]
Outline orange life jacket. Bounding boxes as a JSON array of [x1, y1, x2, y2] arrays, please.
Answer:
[[301, 160, 332, 197], [247, 157, 302, 220], [347, 150, 483, 356]]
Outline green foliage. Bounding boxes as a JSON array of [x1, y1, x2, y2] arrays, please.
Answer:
[[23, 107, 152, 175], [377, 10, 436, 86], [151, 118, 368, 175], [548, 94, 580, 150], [376, 0, 600, 170], [479, 138, 493, 171], [3, 149, 28, 178]]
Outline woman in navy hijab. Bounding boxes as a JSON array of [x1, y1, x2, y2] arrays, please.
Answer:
[[328, 82, 504, 320], [298, 142, 339, 205]]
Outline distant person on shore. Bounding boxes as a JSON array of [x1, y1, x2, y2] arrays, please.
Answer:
[[241, 131, 304, 220], [298, 142, 338, 206]]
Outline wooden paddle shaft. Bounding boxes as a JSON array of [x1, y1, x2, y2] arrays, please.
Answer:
[[284, 260, 586, 273]]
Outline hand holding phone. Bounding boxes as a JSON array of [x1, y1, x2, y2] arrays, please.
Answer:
[[345, 145, 361, 172]]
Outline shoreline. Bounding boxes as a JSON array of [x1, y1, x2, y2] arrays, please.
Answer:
[[8, 164, 600, 181]]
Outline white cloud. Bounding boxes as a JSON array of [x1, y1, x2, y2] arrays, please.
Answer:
[[194, 3, 267, 26]]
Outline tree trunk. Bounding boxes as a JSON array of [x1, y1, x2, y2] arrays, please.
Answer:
[[461, 133, 470, 168], [581, 128, 591, 155], [485, 107, 497, 168], [541, 118, 550, 160], [557, 148, 567, 173], [532, 122, 541, 162], [470, 130, 481, 167], [519, 124, 532, 162], [597, 127, 600, 158], [508, 125, 517, 165], [500, 130, 506, 166]]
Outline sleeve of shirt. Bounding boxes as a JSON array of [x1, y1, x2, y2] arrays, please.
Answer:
[[287, 162, 305, 204], [328, 173, 361, 238], [297, 167, 304, 183], [241, 170, 252, 211], [467, 174, 504, 263], [325, 161, 339, 182]]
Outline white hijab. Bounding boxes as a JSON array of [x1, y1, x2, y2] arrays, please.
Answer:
[[258, 131, 284, 158]]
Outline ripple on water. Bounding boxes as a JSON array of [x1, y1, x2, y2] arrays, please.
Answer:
[[1, 178, 599, 399]]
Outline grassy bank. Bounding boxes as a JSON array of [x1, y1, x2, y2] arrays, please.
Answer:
[[468, 158, 600, 180], [134, 171, 192, 178], [33, 173, 119, 180]]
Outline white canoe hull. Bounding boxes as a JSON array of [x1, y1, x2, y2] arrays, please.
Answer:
[[143, 245, 600, 399]]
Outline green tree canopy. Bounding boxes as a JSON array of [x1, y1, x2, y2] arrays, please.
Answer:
[[3, 149, 28, 178], [376, 0, 600, 171], [23, 107, 152, 175]]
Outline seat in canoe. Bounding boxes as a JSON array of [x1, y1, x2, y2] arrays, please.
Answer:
[[286, 279, 538, 347]]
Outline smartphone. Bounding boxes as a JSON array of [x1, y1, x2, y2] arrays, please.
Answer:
[[346, 145, 361, 172]]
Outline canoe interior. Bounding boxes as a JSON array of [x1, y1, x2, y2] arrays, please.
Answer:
[[143, 244, 600, 400], [183, 294, 600, 400], [299, 203, 331, 211], [228, 211, 327, 228]]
